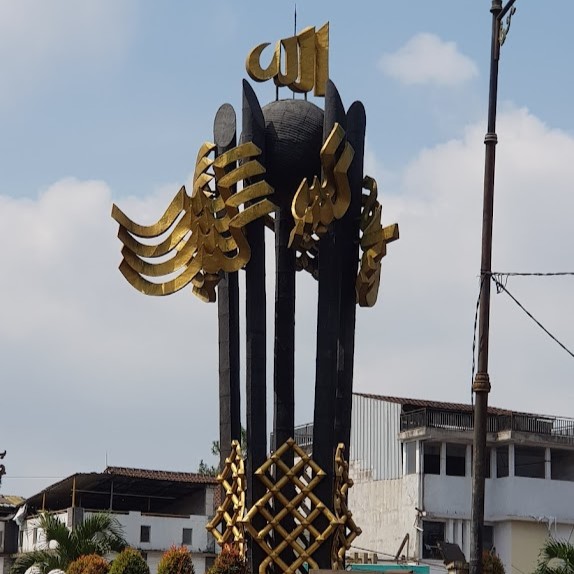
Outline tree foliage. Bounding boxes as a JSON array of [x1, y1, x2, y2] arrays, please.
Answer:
[[198, 427, 247, 476], [206, 544, 246, 574], [483, 551, 505, 574], [535, 538, 574, 574], [157, 546, 195, 574], [108, 548, 149, 574], [10, 512, 126, 574], [67, 554, 110, 574]]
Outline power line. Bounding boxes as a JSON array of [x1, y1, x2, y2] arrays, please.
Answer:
[[491, 276, 574, 360], [491, 271, 574, 277]]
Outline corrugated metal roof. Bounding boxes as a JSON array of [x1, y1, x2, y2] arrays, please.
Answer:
[[353, 393, 517, 416], [104, 466, 217, 484]]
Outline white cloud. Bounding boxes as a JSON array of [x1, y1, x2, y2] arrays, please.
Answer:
[[354, 106, 574, 418], [379, 33, 478, 87], [2, 107, 574, 497]]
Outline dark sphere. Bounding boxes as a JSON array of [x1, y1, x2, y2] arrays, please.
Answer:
[[261, 99, 324, 204]]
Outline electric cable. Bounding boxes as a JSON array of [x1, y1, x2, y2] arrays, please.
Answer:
[[491, 275, 574, 360]]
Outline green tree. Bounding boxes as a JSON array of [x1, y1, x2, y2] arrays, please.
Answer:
[[67, 554, 110, 574], [157, 546, 195, 574], [534, 538, 574, 574], [483, 551, 505, 574], [198, 427, 247, 477], [108, 548, 149, 574], [11, 512, 126, 574], [206, 544, 246, 574]]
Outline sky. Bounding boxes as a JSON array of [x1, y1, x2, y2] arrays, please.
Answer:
[[1, 1, 574, 498]]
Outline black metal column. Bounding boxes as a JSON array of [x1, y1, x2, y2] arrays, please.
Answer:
[[242, 79, 267, 574], [215, 103, 242, 471]]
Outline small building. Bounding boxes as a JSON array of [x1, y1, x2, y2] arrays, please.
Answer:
[[17, 466, 218, 574], [295, 393, 574, 574], [345, 393, 574, 574], [0, 495, 25, 574]]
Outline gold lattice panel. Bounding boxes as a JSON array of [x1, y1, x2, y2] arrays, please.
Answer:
[[332, 443, 362, 568], [242, 438, 340, 574], [205, 440, 246, 556]]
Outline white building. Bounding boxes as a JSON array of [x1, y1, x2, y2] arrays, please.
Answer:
[[1, 495, 24, 574], [17, 466, 218, 574], [342, 393, 574, 574]]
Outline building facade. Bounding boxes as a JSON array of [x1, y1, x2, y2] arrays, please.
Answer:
[[294, 393, 574, 574], [17, 467, 218, 574], [344, 393, 574, 574]]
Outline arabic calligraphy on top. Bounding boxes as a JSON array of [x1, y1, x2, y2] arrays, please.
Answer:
[[246, 23, 329, 97]]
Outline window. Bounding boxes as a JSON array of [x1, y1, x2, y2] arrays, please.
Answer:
[[483, 525, 494, 552], [205, 558, 215, 571], [19, 529, 24, 549], [0, 529, 4, 550], [424, 442, 441, 475], [446, 443, 466, 476], [33, 527, 38, 545], [496, 446, 509, 477], [551, 449, 574, 481], [515, 446, 545, 478], [422, 521, 445, 559], [182, 528, 192, 545], [404, 442, 416, 474], [140, 525, 151, 543]]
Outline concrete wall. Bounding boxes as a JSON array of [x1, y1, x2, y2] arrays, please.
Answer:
[[348, 474, 420, 559], [113, 510, 210, 553], [510, 521, 547, 574]]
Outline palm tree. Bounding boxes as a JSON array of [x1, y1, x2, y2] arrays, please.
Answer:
[[535, 538, 574, 574], [11, 512, 127, 574]]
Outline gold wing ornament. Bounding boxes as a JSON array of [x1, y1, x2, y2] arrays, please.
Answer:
[[111, 142, 274, 303]]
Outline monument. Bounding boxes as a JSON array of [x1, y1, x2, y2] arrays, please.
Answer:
[[112, 22, 398, 574]]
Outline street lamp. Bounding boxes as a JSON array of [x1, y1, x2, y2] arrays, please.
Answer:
[[470, 2, 518, 574]]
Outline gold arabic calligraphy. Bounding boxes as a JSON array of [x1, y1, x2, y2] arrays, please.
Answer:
[[246, 23, 329, 96]]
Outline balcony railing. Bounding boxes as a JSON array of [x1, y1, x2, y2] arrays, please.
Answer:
[[270, 423, 314, 451], [400, 408, 574, 439]]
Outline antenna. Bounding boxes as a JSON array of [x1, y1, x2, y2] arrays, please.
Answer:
[[293, 4, 297, 99]]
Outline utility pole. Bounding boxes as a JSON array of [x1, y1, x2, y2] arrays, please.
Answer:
[[470, 2, 517, 574]]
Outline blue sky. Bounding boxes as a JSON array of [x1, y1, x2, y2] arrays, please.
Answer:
[[1, 1, 574, 497]]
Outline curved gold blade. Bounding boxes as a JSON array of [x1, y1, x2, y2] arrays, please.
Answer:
[[111, 186, 188, 238]]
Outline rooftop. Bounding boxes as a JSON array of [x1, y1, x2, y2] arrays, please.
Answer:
[[24, 466, 217, 516]]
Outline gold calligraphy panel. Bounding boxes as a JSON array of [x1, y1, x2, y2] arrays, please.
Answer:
[[288, 122, 354, 273], [246, 23, 329, 97], [356, 176, 399, 307]]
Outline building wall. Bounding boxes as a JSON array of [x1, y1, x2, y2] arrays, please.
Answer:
[[510, 521, 547, 574], [111, 510, 210, 553], [351, 395, 402, 480], [348, 474, 420, 559]]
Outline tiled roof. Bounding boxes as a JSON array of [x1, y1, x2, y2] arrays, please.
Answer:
[[0, 494, 25, 508], [104, 466, 217, 484], [354, 392, 516, 416]]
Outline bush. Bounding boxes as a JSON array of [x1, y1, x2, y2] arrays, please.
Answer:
[[67, 555, 110, 574], [157, 546, 194, 574], [206, 545, 246, 574], [483, 551, 505, 574], [108, 548, 150, 574]]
